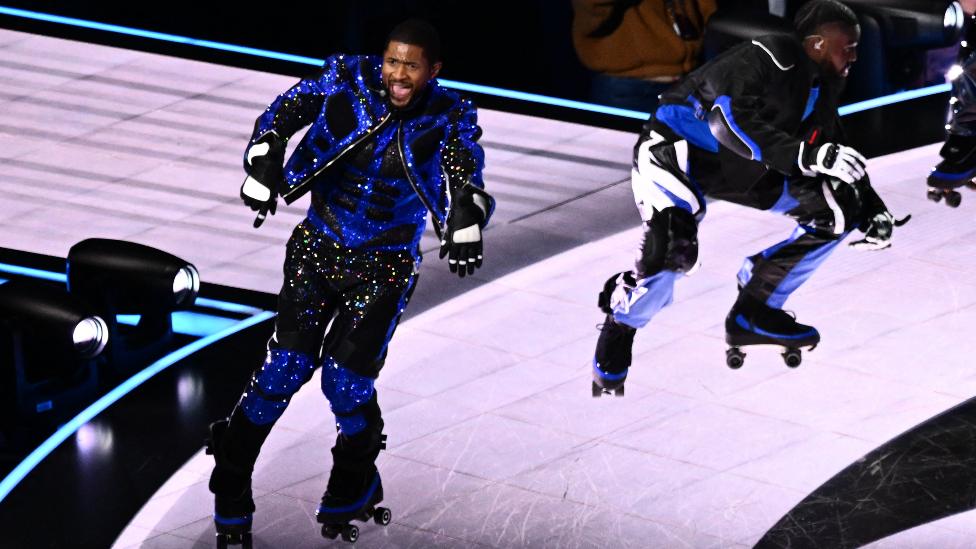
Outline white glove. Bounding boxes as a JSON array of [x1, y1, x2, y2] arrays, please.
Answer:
[[240, 135, 284, 228], [802, 143, 867, 185]]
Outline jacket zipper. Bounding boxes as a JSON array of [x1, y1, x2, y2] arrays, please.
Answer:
[[397, 121, 444, 241], [282, 112, 393, 203]]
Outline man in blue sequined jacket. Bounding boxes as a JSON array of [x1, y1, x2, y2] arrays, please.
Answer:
[[206, 19, 495, 542]]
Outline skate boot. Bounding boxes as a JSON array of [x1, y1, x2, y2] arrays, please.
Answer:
[[206, 409, 273, 549], [724, 293, 819, 369], [316, 467, 391, 543], [927, 134, 976, 207], [592, 314, 636, 397]]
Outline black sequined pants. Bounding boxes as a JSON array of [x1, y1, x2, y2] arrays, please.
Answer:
[[228, 218, 418, 479]]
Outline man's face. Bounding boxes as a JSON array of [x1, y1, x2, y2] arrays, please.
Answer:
[[810, 23, 860, 79], [381, 41, 441, 108]]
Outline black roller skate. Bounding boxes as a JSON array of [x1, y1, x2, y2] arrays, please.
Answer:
[[724, 293, 819, 369], [927, 134, 976, 208], [207, 419, 254, 548], [592, 314, 636, 397], [206, 409, 273, 549], [316, 468, 391, 543]]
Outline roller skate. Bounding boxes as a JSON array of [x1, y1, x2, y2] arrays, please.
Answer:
[[724, 293, 819, 370], [927, 134, 976, 208], [316, 469, 391, 543], [592, 314, 636, 397], [206, 419, 255, 549]]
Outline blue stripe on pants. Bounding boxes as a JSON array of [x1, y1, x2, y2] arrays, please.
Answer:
[[737, 225, 810, 290], [611, 270, 681, 329], [765, 232, 846, 309]]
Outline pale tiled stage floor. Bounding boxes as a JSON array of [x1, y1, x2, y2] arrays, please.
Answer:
[[2, 27, 975, 549]]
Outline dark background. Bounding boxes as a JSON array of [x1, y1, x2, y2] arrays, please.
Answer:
[[0, 0, 594, 101], [0, 1, 959, 117]]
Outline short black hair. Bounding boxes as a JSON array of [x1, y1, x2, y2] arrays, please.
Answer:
[[793, 0, 858, 38], [386, 18, 441, 64]]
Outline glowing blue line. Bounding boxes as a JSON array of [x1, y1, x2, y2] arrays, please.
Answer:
[[0, 5, 952, 120], [0, 6, 651, 119], [195, 297, 264, 315], [0, 263, 67, 283], [0, 309, 275, 504], [437, 79, 649, 119], [0, 6, 322, 64], [839, 83, 951, 115], [117, 312, 239, 336]]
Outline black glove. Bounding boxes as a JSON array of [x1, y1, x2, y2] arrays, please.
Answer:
[[439, 186, 487, 278], [240, 133, 285, 228]]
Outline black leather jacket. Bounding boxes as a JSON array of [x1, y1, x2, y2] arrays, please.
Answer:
[[649, 33, 846, 206]]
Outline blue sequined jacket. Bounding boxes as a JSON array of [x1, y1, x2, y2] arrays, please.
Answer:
[[249, 54, 495, 238]]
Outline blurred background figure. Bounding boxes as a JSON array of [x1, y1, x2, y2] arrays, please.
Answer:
[[572, 0, 718, 112], [927, 0, 976, 206]]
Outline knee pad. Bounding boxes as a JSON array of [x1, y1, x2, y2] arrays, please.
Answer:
[[240, 348, 316, 425], [638, 207, 700, 276], [321, 357, 376, 436]]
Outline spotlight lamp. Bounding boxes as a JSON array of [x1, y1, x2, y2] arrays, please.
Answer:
[[0, 281, 109, 369], [0, 281, 105, 423], [67, 239, 200, 316], [67, 239, 200, 371], [844, 0, 964, 48]]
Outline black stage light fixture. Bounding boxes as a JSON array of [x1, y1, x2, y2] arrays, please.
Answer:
[[0, 280, 106, 426], [841, 0, 964, 100], [844, 0, 964, 48], [67, 238, 200, 372]]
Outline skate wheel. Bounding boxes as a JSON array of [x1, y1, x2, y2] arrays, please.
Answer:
[[726, 348, 745, 369], [216, 534, 229, 549], [947, 191, 962, 208], [341, 524, 359, 543], [614, 385, 625, 397], [927, 189, 943, 203], [591, 381, 602, 398], [322, 524, 340, 540], [374, 506, 392, 526], [782, 349, 802, 368]]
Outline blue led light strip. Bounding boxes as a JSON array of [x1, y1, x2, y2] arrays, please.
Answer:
[[0, 6, 650, 119], [0, 6, 322, 65], [195, 297, 264, 315], [437, 79, 649, 119], [838, 83, 951, 116], [0, 263, 67, 283], [0, 309, 275, 504], [0, 5, 952, 119]]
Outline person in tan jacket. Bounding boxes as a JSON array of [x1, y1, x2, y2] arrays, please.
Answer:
[[573, 0, 718, 111]]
